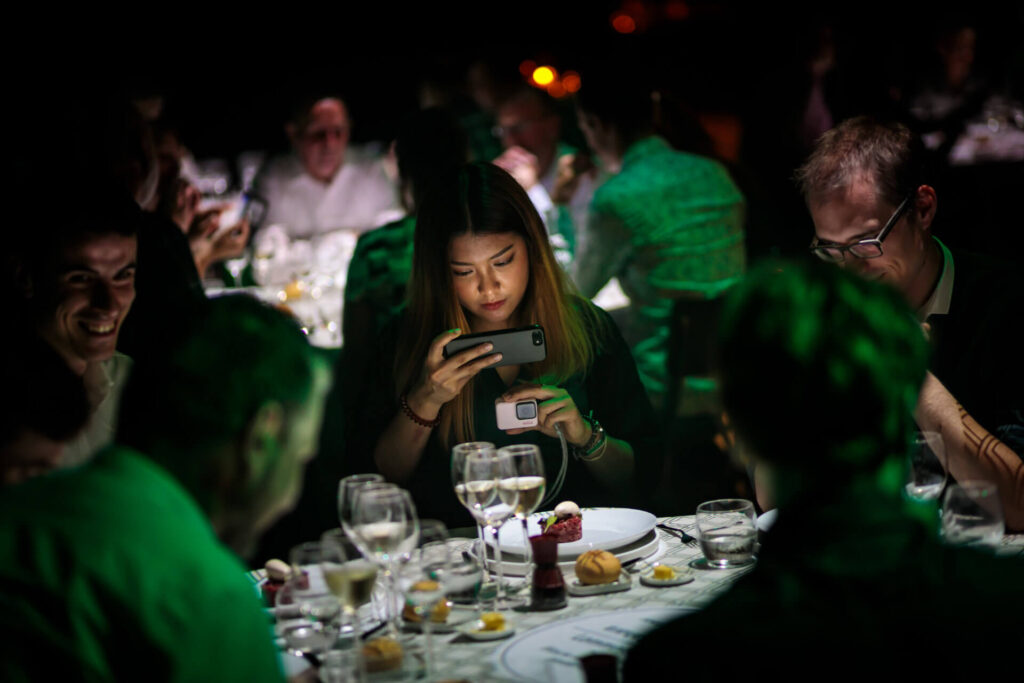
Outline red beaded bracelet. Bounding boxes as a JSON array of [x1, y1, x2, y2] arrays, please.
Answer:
[[399, 394, 441, 429]]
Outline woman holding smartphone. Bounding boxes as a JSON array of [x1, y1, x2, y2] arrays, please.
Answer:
[[357, 162, 657, 526]]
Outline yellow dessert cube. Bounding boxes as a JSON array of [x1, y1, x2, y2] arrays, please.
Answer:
[[653, 564, 676, 580]]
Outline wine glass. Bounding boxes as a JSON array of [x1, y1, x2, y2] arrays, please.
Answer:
[[320, 528, 379, 646], [279, 542, 342, 658], [397, 520, 450, 680], [338, 473, 386, 534], [451, 442, 496, 582], [224, 246, 251, 287], [905, 431, 948, 502], [941, 481, 1004, 550], [498, 444, 546, 576], [350, 486, 420, 639], [464, 448, 519, 609]]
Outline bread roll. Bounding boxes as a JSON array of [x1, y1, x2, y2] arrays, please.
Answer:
[[362, 637, 403, 673], [574, 549, 621, 585]]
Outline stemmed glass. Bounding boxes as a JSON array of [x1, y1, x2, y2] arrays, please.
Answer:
[[320, 528, 379, 647], [905, 431, 948, 502], [279, 542, 342, 659], [338, 473, 386, 534], [224, 246, 251, 287], [397, 520, 450, 681], [464, 448, 519, 609], [350, 486, 419, 639], [941, 481, 1004, 550], [451, 442, 496, 581], [498, 444, 547, 576]]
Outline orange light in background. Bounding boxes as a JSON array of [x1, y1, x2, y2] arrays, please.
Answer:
[[665, 0, 690, 20], [519, 60, 537, 77], [562, 71, 582, 93], [611, 12, 636, 34], [532, 66, 557, 86], [547, 81, 567, 98]]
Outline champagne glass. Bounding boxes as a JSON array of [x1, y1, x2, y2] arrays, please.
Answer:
[[942, 481, 1004, 550], [498, 444, 546, 576], [464, 449, 519, 609], [451, 442, 496, 582], [338, 473, 386, 534], [224, 245, 251, 287], [320, 528, 379, 646], [905, 431, 948, 502], [397, 520, 450, 680], [351, 486, 419, 639]]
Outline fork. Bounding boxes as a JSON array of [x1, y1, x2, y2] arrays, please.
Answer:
[[656, 523, 697, 544]]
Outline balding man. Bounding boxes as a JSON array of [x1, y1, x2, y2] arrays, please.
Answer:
[[254, 95, 402, 238]]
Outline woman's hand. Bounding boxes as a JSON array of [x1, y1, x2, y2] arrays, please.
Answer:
[[407, 329, 504, 416], [499, 383, 591, 446]]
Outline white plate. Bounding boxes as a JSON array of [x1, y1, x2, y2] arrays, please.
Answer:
[[458, 616, 517, 641], [639, 566, 695, 587], [492, 606, 693, 682], [471, 531, 664, 577], [567, 572, 632, 596], [488, 508, 657, 558]]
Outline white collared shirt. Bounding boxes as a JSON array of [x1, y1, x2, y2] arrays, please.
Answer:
[[918, 237, 955, 321]]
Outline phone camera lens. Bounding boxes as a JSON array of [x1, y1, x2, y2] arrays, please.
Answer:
[[516, 401, 537, 419], [532, 330, 544, 346]]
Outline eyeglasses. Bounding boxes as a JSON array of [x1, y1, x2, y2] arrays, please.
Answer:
[[809, 192, 914, 263]]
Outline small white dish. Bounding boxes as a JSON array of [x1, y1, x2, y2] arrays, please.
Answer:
[[567, 572, 632, 596], [459, 617, 516, 641], [639, 566, 695, 587]]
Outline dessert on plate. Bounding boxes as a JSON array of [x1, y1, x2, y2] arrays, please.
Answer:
[[542, 501, 582, 542]]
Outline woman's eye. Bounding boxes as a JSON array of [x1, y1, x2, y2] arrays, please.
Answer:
[[452, 269, 472, 277], [494, 255, 514, 267]]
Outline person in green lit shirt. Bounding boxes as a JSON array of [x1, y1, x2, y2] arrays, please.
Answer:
[[573, 73, 746, 409], [0, 296, 331, 682]]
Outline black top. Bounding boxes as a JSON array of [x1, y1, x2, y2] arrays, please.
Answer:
[[349, 304, 660, 528], [118, 212, 207, 358], [928, 248, 1023, 441]]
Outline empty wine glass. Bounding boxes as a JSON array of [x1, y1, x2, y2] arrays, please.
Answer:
[[905, 431, 948, 502], [942, 481, 1004, 550], [397, 520, 450, 680], [350, 486, 419, 639], [338, 473, 386, 534], [464, 448, 519, 609], [498, 444, 546, 576], [279, 542, 342, 657]]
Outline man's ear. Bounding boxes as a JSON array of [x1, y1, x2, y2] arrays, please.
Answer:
[[914, 184, 938, 231], [242, 401, 285, 483]]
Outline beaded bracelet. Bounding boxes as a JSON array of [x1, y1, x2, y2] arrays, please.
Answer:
[[399, 394, 441, 429]]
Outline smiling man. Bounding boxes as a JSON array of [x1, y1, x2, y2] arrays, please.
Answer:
[[14, 191, 141, 467], [795, 117, 1023, 504]]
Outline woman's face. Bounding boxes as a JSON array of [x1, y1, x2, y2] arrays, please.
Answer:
[[448, 231, 530, 332]]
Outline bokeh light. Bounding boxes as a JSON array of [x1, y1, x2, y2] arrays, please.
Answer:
[[562, 71, 582, 93], [519, 60, 537, 77], [532, 66, 557, 86], [547, 81, 567, 98], [611, 12, 636, 34], [665, 0, 690, 20]]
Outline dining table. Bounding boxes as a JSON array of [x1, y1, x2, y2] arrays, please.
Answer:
[[261, 513, 1023, 682]]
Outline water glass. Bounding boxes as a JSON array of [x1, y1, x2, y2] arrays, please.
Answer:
[[942, 481, 1004, 550], [905, 431, 948, 502], [321, 648, 366, 683], [695, 499, 757, 568]]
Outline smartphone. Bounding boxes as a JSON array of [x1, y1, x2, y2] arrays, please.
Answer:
[[496, 399, 539, 429], [442, 325, 546, 368]]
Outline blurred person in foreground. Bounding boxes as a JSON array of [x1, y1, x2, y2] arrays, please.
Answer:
[[573, 73, 746, 410], [624, 260, 1023, 679], [0, 296, 331, 681], [253, 95, 402, 238], [796, 116, 1023, 527]]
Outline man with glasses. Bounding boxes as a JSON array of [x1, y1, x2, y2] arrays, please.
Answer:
[[795, 116, 1023, 527]]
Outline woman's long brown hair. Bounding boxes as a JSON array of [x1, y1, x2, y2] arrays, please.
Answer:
[[394, 162, 607, 449]]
